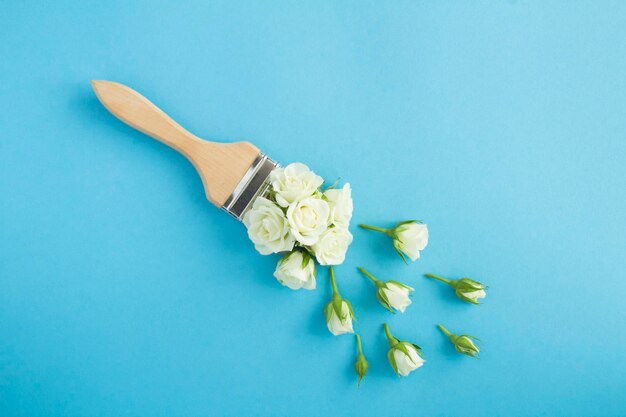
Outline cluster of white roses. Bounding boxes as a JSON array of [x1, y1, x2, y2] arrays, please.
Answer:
[[243, 163, 353, 290]]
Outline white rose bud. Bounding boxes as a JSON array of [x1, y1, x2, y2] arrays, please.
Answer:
[[354, 334, 369, 386], [438, 324, 480, 358], [326, 300, 354, 336], [384, 323, 425, 377], [324, 183, 353, 227], [286, 196, 330, 246], [392, 221, 428, 261], [324, 267, 355, 336], [424, 274, 487, 305], [270, 163, 324, 208], [393, 343, 426, 376], [242, 197, 295, 255], [273, 250, 316, 290], [380, 282, 413, 313], [359, 220, 428, 263], [358, 267, 414, 313], [312, 227, 353, 266]]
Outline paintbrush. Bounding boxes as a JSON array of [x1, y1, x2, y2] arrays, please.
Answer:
[[91, 80, 277, 220]]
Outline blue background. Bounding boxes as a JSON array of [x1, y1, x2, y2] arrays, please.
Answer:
[[1, 1, 625, 416]]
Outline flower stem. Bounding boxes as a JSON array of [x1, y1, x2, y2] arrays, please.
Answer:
[[329, 266, 340, 296], [383, 323, 398, 346], [437, 324, 453, 337], [424, 273, 451, 285], [357, 267, 379, 284], [358, 224, 389, 234], [356, 333, 363, 354]]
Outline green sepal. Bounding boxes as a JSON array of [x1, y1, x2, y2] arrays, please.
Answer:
[[332, 296, 347, 322], [293, 243, 316, 257], [323, 301, 334, 323], [300, 251, 311, 269], [324, 299, 350, 324], [299, 250, 316, 277], [344, 299, 357, 322], [386, 280, 415, 293], [393, 244, 408, 265], [395, 342, 417, 365], [376, 289, 395, 313], [453, 277, 486, 291], [411, 343, 424, 358], [391, 220, 423, 238], [393, 219, 422, 228], [278, 250, 295, 264], [387, 349, 399, 375]]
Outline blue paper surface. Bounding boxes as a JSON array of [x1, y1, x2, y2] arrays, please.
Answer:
[[1, 2, 625, 416]]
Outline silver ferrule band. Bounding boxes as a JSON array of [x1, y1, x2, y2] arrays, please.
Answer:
[[222, 153, 278, 221]]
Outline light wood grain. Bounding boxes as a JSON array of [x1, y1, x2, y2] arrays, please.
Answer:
[[91, 80, 260, 207]]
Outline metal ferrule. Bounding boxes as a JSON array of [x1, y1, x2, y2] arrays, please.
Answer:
[[222, 153, 279, 221]]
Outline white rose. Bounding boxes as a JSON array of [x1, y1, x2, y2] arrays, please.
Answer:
[[312, 227, 353, 266], [324, 183, 353, 227], [273, 251, 316, 290], [270, 163, 324, 207], [325, 300, 354, 336], [286, 196, 330, 246], [242, 197, 295, 255], [393, 343, 425, 376], [393, 222, 428, 261], [380, 282, 414, 313]]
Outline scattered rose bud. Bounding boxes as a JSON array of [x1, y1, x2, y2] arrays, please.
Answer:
[[354, 334, 369, 387], [358, 220, 428, 263], [383, 323, 425, 376], [437, 324, 480, 358], [273, 250, 316, 290], [358, 267, 414, 313], [424, 274, 487, 304], [324, 267, 355, 336]]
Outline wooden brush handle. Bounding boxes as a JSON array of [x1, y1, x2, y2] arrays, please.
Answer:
[[91, 80, 260, 207]]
